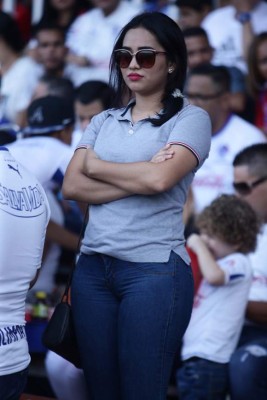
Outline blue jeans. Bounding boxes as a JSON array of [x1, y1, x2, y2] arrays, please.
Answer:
[[0, 367, 28, 400], [229, 326, 267, 400], [71, 251, 194, 400], [176, 358, 229, 400]]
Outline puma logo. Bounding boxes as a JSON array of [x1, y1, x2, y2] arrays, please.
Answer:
[[8, 163, 22, 178]]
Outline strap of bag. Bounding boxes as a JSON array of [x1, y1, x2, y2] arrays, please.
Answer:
[[61, 205, 89, 304]]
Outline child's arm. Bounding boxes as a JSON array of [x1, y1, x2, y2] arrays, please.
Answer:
[[187, 234, 225, 286]]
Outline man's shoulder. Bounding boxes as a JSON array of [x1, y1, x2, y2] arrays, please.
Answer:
[[202, 5, 235, 27], [227, 115, 266, 138]]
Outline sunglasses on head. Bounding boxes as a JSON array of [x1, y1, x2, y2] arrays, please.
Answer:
[[114, 49, 166, 69], [233, 175, 267, 195]]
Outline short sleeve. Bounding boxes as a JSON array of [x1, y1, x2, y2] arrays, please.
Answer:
[[219, 253, 252, 286], [167, 104, 211, 168]]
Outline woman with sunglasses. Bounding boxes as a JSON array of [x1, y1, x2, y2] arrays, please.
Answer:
[[63, 11, 211, 400]]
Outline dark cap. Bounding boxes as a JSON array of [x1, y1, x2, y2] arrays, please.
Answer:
[[24, 95, 75, 135]]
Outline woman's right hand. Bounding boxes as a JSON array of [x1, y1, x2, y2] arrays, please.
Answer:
[[150, 144, 174, 163]]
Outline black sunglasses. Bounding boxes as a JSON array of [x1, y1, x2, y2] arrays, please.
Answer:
[[233, 175, 267, 195], [114, 49, 166, 69]]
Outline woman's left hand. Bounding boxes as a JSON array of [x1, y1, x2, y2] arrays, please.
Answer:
[[150, 144, 174, 163]]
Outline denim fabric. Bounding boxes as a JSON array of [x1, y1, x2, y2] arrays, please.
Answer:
[[71, 251, 194, 400], [229, 335, 267, 400], [0, 367, 28, 400], [176, 358, 229, 400]]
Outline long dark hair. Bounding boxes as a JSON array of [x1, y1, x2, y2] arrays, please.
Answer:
[[109, 12, 188, 126]]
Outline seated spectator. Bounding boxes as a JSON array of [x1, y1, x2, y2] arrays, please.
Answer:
[[202, 0, 267, 74], [247, 31, 267, 137], [176, 194, 259, 399], [33, 22, 84, 87], [185, 64, 266, 213], [183, 26, 248, 115], [0, 146, 50, 400], [176, 0, 213, 30], [229, 143, 267, 400], [65, 0, 141, 83], [72, 80, 116, 147], [0, 11, 42, 127]]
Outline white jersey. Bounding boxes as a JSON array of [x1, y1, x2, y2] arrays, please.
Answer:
[[192, 114, 266, 212], [202, 2, 267, 74], [0, 147, 50, 375], [0, 57, 43, 123], [7, 136, 74, 191], [7, 136, 74, 294], [66, 1, 141, 83], [182, 253, 252, 363]]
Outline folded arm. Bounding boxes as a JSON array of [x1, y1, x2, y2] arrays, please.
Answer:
[[62, 148, 132, 204], [83, 144, 197, 195], [63, 144, 197, 203]]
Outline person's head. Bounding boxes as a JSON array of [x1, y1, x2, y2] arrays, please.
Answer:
[[24, 95, 75, 145], [183, 26, 213, 70], [32, 75, 75, 101], [247, 32, 267, 98], [176, 0, 213, 30], [233, 143, 267, 222], [0, 11, 25, 60], [110, 12, 187, 125], [196, 194, 259, 258], [75, 80, 115, 131], [35, 23, 67, 74], [185, 64, 231, 133]]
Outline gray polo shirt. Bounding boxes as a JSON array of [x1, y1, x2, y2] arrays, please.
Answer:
[[77, 99, 211, 263]]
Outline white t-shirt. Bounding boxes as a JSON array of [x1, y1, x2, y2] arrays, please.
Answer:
[[0, 147, 50, 375], [202, 2, 267, 74], [66, 1, 141, 83], [0, 57, 43, 123], [192, 114, 266, 212], [7, 136, 74, 191], [182, 253, 252, 363]]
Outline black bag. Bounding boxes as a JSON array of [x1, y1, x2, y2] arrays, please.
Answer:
[[42, 291, 81, 368], [42, 206, 88, 369]]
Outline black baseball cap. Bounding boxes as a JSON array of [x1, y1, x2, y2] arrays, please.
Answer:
[[24, 95, 75, 135]]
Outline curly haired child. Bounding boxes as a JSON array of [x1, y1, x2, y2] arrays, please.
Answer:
[[176, 194, 260, 400]]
